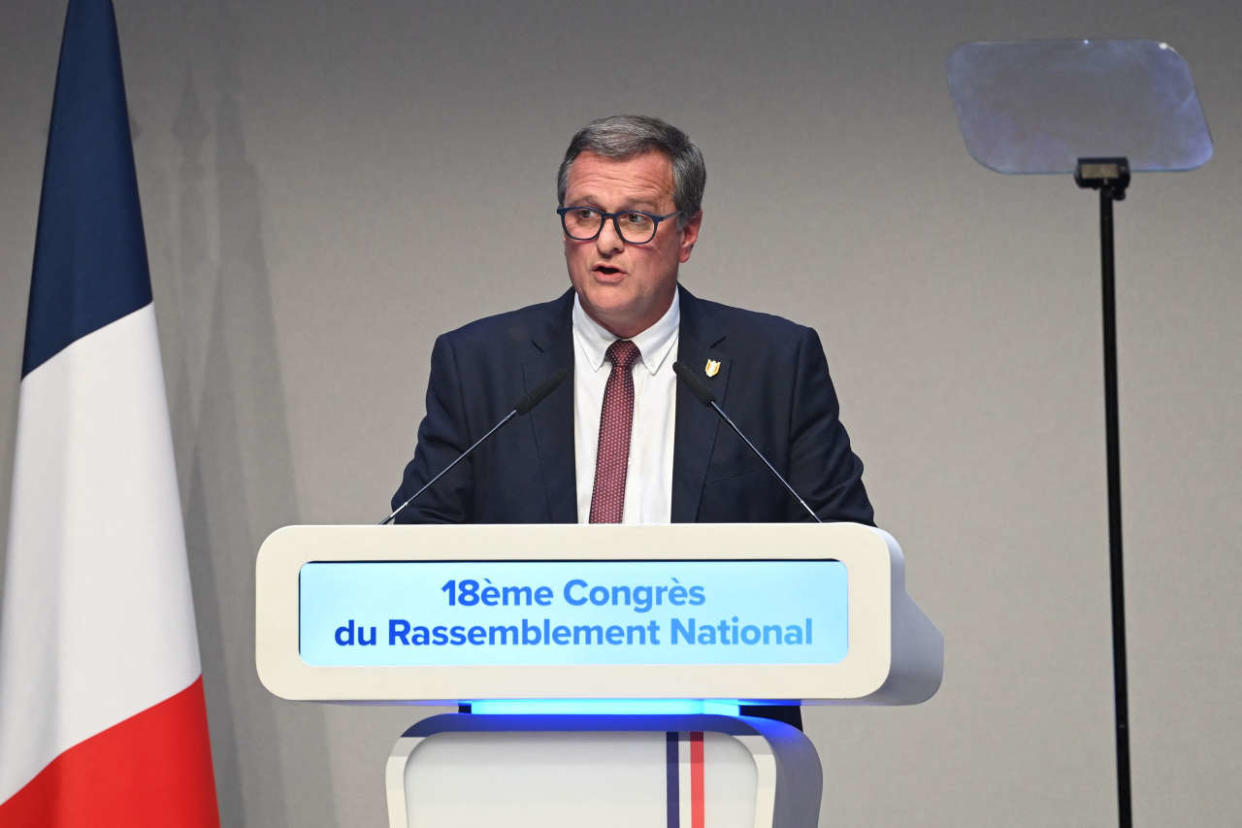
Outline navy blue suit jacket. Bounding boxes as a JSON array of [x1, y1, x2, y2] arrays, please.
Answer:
[[392, 286, 873, 525]]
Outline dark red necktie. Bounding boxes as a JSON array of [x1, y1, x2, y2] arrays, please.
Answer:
[[589, 339, 641, 523]]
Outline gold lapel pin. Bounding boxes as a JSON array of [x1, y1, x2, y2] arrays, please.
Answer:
[[704, 359, 721, 378]]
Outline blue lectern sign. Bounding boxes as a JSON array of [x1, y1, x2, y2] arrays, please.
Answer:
[[299, 560, 848, 667]]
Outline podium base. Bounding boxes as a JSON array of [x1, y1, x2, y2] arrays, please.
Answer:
[[386, 713, 822, 828]]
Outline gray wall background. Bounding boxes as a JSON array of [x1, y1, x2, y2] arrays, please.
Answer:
[[2, 0, 1240, 825]]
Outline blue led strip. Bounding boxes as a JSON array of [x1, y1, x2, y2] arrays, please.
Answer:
[[468, 700, 741, 716]]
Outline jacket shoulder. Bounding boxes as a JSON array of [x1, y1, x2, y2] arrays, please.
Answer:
[[683, 290, 817, 352], [436, 291, 572, 351]]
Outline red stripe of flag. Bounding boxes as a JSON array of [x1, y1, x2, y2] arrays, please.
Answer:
[[0, 678, 219, 827]]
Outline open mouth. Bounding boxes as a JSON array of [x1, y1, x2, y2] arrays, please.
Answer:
[[594, 265, 623, 276]]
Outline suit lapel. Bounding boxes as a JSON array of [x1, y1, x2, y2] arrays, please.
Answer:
[[671, 287, 729, 522], [524, 291, 578, 523]]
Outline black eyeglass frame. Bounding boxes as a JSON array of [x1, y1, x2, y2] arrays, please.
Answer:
[[556, 206, 680, 245]]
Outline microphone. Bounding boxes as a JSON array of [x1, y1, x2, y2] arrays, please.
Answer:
[[381, 369, 569, 525], [672, 361, 822, 523], [514, 369, 569, 415]]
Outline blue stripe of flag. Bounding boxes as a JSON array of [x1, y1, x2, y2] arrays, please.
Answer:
[[22, 0, 152, 378]]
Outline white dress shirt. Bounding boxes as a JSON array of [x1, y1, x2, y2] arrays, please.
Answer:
[[572, 292, 679, 524]]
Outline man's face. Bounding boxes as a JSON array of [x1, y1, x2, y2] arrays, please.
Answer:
[[562, 150, 701, 338]]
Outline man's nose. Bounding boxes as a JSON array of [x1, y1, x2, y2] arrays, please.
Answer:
[[595, 218, 624, 254]]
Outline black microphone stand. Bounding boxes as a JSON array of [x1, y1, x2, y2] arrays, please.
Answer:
[[1074, 157, 1132, 828]]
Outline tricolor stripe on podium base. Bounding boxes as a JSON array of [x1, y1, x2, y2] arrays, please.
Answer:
[[666, 731, 707, 828], [0, 1, 218, 824]]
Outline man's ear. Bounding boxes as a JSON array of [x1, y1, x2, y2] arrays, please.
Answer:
[[678, 210, 703, 263]]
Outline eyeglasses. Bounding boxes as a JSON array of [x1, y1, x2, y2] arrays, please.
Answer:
[[557, 206, 679, 245]]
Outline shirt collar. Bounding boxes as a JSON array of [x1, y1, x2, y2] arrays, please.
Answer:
[[572, 290, 680, 376]]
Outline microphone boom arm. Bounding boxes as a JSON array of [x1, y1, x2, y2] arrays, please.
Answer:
[[381, 369, 569, 525], [706, 399, 822, 524], [380, 410, 517, 525], [672, 361, 821, 524]]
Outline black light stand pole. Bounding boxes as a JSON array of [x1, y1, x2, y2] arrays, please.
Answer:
[[1074, 157, 1133, 828]]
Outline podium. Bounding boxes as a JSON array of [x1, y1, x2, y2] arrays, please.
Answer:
[[256, 523, 941, 827]]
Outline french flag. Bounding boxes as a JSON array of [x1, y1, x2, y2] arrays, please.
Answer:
[[0, 1, 219, 824]]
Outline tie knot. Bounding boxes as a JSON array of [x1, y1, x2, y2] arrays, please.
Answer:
[[605, 339, 640, 370]]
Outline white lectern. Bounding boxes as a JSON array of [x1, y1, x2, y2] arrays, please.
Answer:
[[256, 523, 941, 827]]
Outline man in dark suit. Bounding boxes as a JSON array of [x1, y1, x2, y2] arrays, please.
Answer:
[[392, 114, 872, 527]]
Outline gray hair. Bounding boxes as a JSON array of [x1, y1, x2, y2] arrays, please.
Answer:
[[557, 115, 706, 226]]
